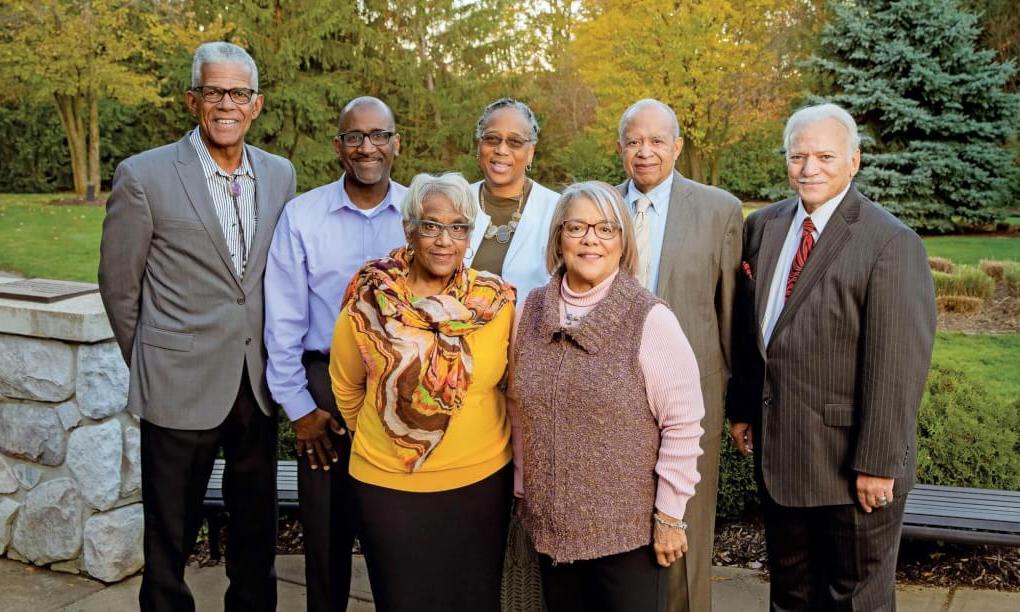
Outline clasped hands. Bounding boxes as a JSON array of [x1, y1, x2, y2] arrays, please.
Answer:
[[293, 408, 346, 471]]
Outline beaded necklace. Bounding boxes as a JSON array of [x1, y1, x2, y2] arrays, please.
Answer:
[[479, 180, 529, 244]]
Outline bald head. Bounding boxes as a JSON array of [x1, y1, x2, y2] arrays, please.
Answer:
[[618, 99, 680, 142], [338, 96, 395, 132]]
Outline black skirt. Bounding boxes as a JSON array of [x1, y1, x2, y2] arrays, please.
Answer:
[[354, 463, 513, 612]]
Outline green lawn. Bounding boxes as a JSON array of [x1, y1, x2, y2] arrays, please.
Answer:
[[922, 235, 1020, 265], [930, 332, 1020, 403], [0, 193, 105, 282]]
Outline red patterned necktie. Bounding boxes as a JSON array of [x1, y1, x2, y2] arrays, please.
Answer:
[[785, 217, 816, 301]]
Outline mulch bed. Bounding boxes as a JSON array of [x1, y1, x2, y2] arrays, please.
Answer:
[[714, 519, 1020, 591], [47, 197, 106, 207], [938, 284, 1020, 333], [189, 515, 1020, 591]]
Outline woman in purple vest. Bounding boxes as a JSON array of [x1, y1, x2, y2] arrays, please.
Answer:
[[508, 181, 706, 611]]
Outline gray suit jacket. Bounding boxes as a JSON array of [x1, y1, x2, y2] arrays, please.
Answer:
[[726, 186, 936, 507], [619, 171, 743, 438], [99, 135, 297, 430]]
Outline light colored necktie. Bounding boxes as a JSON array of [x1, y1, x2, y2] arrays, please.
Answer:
[[634, 196, 652, 288]]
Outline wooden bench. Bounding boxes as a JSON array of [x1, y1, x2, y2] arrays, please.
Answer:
[[903, 484, 1020, 546], [203, 459, 300, 561]]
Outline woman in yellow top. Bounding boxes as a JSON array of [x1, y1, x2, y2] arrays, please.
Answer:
[[329, 172, 516, 612]]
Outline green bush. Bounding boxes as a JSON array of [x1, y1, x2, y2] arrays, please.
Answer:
[[717, 423, 760, 520], [716, 123, 788, 201], [916, 366, 1020, 491], [931, 266, 995, 299]]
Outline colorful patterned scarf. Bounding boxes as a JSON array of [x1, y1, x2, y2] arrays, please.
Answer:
[[342, 246, 516, 472]]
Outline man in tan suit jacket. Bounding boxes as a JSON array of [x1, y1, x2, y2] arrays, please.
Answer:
[[616, 99, 743, 612], [727, 104, 935, 610]]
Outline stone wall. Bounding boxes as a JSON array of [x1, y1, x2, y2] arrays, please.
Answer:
[[0, 290, 143, 582]]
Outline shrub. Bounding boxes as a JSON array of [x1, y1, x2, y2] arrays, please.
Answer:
[[931, 266, 995, 299], [717, 424, 760, 521], [936, 296, 984, 314], [928, 256, 954, 273], [1005, 262, 1020, 296], [916, 367, 1020, 491]]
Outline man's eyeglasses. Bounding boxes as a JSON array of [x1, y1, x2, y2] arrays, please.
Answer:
[[562, 219, 621, 240], [412, 220, 472, 240], [336, 130, 396, 148], [479, 133, 533, 150], [191, 86, 257, 105]]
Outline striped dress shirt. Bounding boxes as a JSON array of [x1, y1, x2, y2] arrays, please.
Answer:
[[188, 128, 257, 277]]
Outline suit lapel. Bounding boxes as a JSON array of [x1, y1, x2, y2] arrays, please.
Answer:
[[654, 171, 696, 300], [754, 201, 796, 353], [769, 190, 859, 343], [174, 138, 242, 289]]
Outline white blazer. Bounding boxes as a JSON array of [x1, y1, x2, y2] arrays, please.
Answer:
[[467, 180, 560, 302]]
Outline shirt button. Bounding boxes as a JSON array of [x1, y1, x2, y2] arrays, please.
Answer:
[[245, 338, 252, 345], [237, 297, 245, 305]]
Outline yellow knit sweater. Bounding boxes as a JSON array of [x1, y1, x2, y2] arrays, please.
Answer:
[[329, 303, 513, 492]]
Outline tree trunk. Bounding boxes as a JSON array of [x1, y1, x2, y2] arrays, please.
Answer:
[[87, 94, 100, 201], [709, 152, 721, 186], [54, 93, 87, 197], [683, 144, 706, 183]]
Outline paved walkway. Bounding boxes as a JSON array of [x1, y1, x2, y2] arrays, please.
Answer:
[[1, 556, 1017, 611]]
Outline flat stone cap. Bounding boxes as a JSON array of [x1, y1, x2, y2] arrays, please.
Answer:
[[0, 279, 113, 343]]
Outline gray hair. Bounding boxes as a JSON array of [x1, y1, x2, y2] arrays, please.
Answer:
[[546, 181, 639, 277], [474, 98, 540, 142], [402, 172, 479, 233], [618, 99, 681, 142], [191, 42, 259, 90], [783, 103, 861, 159]]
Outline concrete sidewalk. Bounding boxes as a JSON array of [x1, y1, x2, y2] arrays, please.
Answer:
[[0, 555, 1016, 611]]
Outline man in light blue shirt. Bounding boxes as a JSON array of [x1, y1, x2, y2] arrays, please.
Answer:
[[264, 96, 406, 612]]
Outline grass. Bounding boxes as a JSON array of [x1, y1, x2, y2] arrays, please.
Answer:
[[930, 332, 1020, 404], [0, 193, 105, 282], [922, 235, 1020, 265]]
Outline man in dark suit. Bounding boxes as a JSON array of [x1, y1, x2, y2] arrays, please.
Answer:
[[727, 103, 936, 611], [99, 42, 295, 611], [616, 99, 744, 612]]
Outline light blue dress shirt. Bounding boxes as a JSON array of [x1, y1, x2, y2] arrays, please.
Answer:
[[264, 178, 407, 421], [625, 174, 674, 293]]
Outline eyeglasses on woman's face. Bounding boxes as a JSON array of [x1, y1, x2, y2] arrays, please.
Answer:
[[479, 133, 532, 150], [561, 219, 621, 240], [413, 220, 472, 241]]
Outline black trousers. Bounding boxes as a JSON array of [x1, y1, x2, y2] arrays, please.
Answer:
[[299, 352, 358, 612], [355, 463, 513, 612], [539, 546, 667, 612], [139, 366, 278, 612], [761, 490, 907, 612]]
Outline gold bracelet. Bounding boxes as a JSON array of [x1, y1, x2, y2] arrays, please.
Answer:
[[653, 513, 688, 531]]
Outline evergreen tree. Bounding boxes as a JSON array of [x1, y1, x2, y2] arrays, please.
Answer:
[[810, 0, 1020, 232]]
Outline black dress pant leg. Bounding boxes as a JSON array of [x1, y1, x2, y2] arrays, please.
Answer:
[[540, 547, 666, 612], [138, 366, 278, 612], [762, 490, 906, 612], [220, 369, 279, 612], [299, 353, 357, 612], [139, 419, 220, 612]]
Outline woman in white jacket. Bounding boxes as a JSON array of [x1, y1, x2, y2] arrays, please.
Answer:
[[468, 98, 559, 302]]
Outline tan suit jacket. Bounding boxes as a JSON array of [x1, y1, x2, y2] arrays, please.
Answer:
[[619, 170, 743, 612]]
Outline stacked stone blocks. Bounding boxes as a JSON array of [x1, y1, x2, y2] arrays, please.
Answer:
[[0, 292, 143, 582]]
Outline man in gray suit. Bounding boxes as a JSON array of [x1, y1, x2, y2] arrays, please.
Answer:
[[616, 99, 743, 612], [727, 103, 936, 610], [98, 42, 295, 611]]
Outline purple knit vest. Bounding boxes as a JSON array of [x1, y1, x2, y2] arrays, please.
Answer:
[[512, 272, 662, 562]]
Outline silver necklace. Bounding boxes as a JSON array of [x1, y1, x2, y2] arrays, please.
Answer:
[[480, 182, 527, 244]]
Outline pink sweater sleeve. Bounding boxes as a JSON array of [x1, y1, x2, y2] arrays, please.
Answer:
[[640, 304, 705, 520], [507, 309, 525, 498]]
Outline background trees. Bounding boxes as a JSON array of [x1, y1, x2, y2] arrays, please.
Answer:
[[1, 0, 1017, 230], [810, 0, 1020, 232]]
